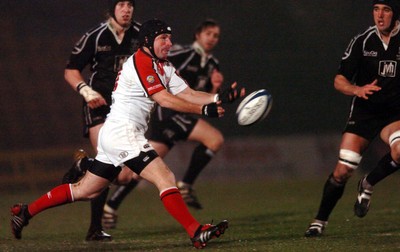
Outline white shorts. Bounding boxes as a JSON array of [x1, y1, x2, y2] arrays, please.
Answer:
[[96, 119, 155, 167]]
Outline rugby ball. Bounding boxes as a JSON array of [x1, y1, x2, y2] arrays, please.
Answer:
[[236, 89, 272, 126]]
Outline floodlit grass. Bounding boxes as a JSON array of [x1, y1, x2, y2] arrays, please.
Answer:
[[1, 174, 400, 251]]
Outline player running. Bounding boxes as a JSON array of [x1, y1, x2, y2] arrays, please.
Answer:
[[305, 0, 400, 237], [11, 18, 235, 249], [101, 19, 233, 229], [62, 0, 140, 241]]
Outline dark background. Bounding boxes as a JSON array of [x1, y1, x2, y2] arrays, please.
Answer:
[[0, 1, 373, 150]]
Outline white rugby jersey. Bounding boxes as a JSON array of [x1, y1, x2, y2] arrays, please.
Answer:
[[107, 48, 188, 131]]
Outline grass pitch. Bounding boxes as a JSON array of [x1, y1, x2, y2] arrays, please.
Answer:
[[1, 174, 400, 251]]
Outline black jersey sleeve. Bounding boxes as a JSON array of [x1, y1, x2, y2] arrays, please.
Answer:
[[337, 35, 364, 82], [65, 30, 97, 72]]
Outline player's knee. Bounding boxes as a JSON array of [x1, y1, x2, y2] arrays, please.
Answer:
[[162, 168, 176, 184], [389, 131, 400, 162], [389, 130, 400, 147], [338, 149, 362, 170], [115, 167, 134, 185], [71, 184, 102, 201], [207, 132, 224, 151], [332, 165, 354, 183]]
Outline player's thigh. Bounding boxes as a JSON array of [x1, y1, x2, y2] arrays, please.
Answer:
[[115, 167, 139, 185], [380, 120, 400, 144], [381, 120, 400, 161], [338, 132, 369, 153], [89, 123, 103, 152], [71, 171, 110, 200], [138, 157, 176, 191], [149, 140, 170, 158], [332, 133, 369, 181], [188, 119, 224, 150]]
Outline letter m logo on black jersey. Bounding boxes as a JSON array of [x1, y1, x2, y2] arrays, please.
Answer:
[[379, 61, 397, 77]]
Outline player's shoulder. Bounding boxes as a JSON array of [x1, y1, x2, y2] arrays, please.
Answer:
[[352, 26, 376, 41], [168, 44, 193, 56], [134, 49, 154, 66], [131, 20, 141, 32], [86, 21, 108, 34]]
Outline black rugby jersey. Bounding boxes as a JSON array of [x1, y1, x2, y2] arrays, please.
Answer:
[[338, 24, 400, 104], [66, 20, 140, 104], [152, 43, 220, 121], [168, 44, 220, 92]]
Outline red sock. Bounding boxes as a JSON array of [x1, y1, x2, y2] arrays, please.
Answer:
[[160, 187, 200, 237], [28, 184, 73, 217]]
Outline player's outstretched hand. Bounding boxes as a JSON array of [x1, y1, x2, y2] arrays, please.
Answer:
[[219, 82, 245, 103], [355, 79, 381, 100]]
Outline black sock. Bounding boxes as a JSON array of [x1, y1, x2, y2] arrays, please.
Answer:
[[88, 187, 109, 231], [107, 179, 139, 210], [182, 144, 214, 185], [366, 153, 400, 186], [315, 174, 346, 222]]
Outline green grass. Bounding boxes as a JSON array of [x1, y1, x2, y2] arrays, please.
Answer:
[[2, 174, 400, 251]]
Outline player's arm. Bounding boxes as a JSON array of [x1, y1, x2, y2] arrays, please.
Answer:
[[151, 89, 224, 118], [64, 69, 107, 108], [176, 86, 217, 105], [178, 82, 245, 105], [334, 74, 381, 100]]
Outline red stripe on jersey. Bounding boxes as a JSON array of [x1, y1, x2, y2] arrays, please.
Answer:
[[134, 49, 165, 96]]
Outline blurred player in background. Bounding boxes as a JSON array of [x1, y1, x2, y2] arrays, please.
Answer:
[[305, 0, 400, 237], [62, 0, 140, 241], [101, 19, 231, 229], [11, 18, 233, 249]]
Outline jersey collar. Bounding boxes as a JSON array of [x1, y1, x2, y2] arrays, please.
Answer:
[[192, 41, 213, 68], [107, 18, 130, 44]]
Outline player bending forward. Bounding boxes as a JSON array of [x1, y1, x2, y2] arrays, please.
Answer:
[[10, 19, 237, 249]]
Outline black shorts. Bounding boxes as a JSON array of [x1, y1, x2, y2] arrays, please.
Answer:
[[146, 114, 198, 148], [82, 103, 110, 138], [89, 159, 122, 182], [344, 98, 400, 141], [124, 150, 159, 175]]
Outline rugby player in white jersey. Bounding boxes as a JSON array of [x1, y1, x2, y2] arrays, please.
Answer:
[[10, 19, 245, 249]]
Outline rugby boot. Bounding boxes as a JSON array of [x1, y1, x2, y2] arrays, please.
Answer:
[[11, 203, 30, 239], [85, 228, 112, 241], [304, 221, 327, 237], [102, 204, 118, 229], [354, 176, 373, 218], [191, 220, 228, 249], [62, 149, 89, 184]]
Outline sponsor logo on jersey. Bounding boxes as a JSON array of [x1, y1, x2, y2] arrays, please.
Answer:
[[186, 65, 198, 72], [119, 151, 129, 159], [147, 84, 163, 91], [97, 45, 112, 52], [143, 144, 150, 149], [146, 75, 155, 83], [378, 61, 396, 77], [363, 50, 377, 57]]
